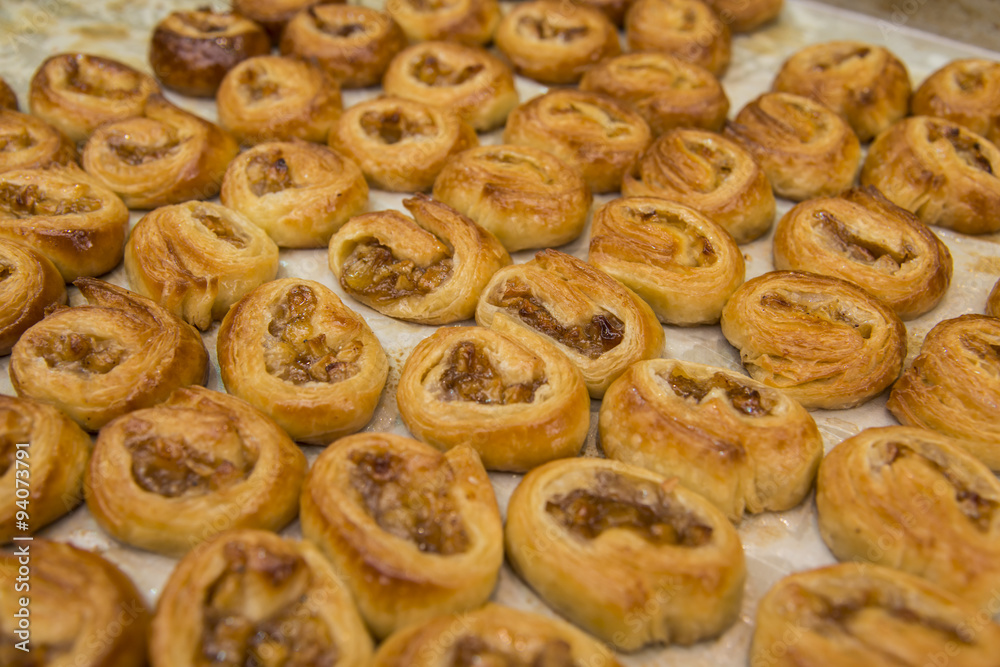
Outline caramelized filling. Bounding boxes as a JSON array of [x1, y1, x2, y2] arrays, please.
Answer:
[[239, 67, 280, 102], [814, 210, 915, 270], [0, 183, 101, 218], [625, 206, 716, 268], [438, 341, 544, 404], [340, 241, 452, 304], [481, 151, 553, 183], [766, 99, 827, 143], [517, 16, 589, 42], [551, 102, 630, 138], [107, 134, 180, 166], [665, 369, 772, 416], [623, 62, 698, 90], [405, 0, 458, 11], [0, 261, 12, 281], [63, 57, 141, 99], [811, 46, 871, 71], [247, 153, 292, 197], [451, 636, 576, 667], [193, 208, 247, 248], [960, 333, 1000, 369], [927, 124, 995, 174], [411, 55, 484, 87], [681, 138, 734, 189], [0, 129, 35, 152], [0, 408, 31, 479], [39, 333, 125, 375], [180, 11, 235, 34], [759, 291, 874, 339], [310, 7, 369, 37], [359, 109, 437, 144], [954, 68, 985, 93], [128, 435, 249, 498]]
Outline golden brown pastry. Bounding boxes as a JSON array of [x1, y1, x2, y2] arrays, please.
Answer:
[[218, 278, 389, 445], [623, 128, 775, 244], [81, 94, 238, 209], [0, 540, 150, 667], [0, 239, 66, 356], [9, 279, 208, 431], [300, 432, 503, 639], [329, 194, 509, 324], [988, 278, 1000, 317], [432, 144, 591, 252], [625, 0, 731, 77], [494, 0, 621, 85], [504, 90, 651, 194], [773, 41, 911, 142], [860, 116, 1000, 235], [231, 0, 343, 44], [725, 92, 862, 202], [28, 53, 161, 144], [751, 563, 1000, 667], [216, 55, 343, 145], [888, 315, 1000, 470], [330, 96, 477, 192], [280, 5, 407, 89], [506, 457, 745, 650], [386, 0, 500, 45], [912, 58, 1000, 145], [124, 201, 279, 331], [579, 52, 729, 136], [0, 110, 76, 173], [149, 9, 271, 97], [396, 325, 590, 472], [372, 604, 624, 667], [382, 42, 518, 132], [0, 77, 16, 111], [705, 0, 782, 32], [572, 0, 634, 26], [476, 249, 664, 398], [0, 165, 128, 281], [720, 270, 906, 410], [150, 528, 372, 667], [589, 197, 744, 326], [775, 186, 954, 320]]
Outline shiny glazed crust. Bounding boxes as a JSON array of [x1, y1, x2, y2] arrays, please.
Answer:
[[625, 0, 731, 77], [0, 77, 16, 111], [911, 58, 1000, 145], [0, 238, 67, 356], [988, 278, 1000, 317], [705, 0, 783, 32], [231, 0, 344, 43], [0, 110, 76, 173], [386, 0, 501, 45]]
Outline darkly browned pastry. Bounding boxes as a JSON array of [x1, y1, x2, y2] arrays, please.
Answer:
[[231, 0, 344, 44], [149, 9, 271, 97], [386, 0, 501, 45], [912, 58, 1000, 145], [0, 77, 16, 111], [0, 110, 76, 173], [280, 5, 407, 89], [860, 116, 1000, 235], [774, 186, 953, 320], [725, 92, 861, 201], [623, 128, 775, 244], [580, 52, 729, 136], [29, 53, 161, 144], [705, 0, 782, 32], [625, 0, 731, 77], [773, 41, 911, 142], [988, 278, 1000, 317], [494, 0, 621, 85], [0, 239, 66, 356]]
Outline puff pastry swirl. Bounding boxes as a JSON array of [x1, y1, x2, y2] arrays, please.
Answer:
[[911, 58, 1000, 145], [625, 0, 731, 77], [0, 238, 66, 356], [386, 0, 500, 45], [0, 110, 76, 173], [232, 0, 343, 43], [705, 0, 783, 32]]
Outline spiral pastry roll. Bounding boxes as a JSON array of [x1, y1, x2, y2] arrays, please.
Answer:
[[476, 249, 664, 398], [495, 0, 620, 85], [372, 604, 623, 667], [149, 9, 271, 97], [912, 58, 1000, 145], [0, 110, 76, 173], [151, 529, 372, 667], [773, 41, 911, 142], [0, 77, 16, 111], [600, 359, 822, 521], [0, 165, 128, 281], [704, 0, 782, 32], [0, 540, 150, 667], [218, 278, 389, 445], [386, 0, 500, 45], [9, 279, 208, 431], [625, 0, 731, 77], [988, 278, 1000, 317], [280, 5, 407, 89], [860, 116, 1000, 235], [330, 96, 477, 192], [0, 239, 66, 356], [382, 42, 518, 132], [82, 95, 238, 209], [504, 90, 651, 194], [720, 271, 906, 410], [217, 56, 343, 146], [301, 432, 503, 638], [29, 53, 161, 144], [231, 0, 343, 43], [888, 315, 1000, 470], [124, 201, 279, 331], [432, 144, 591, 252], [589, 197, 744, 326], [774, 186, 952, 320]]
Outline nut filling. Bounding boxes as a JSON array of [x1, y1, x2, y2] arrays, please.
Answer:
[[192, 208, 248, 248], [662, 369, 773, 417], [410, 55, 484, 87], [437, 341, 544, 404], [106, 131, 181, 166], [813, 210, 915, 271], [759, 290, 875, 339], [927, 123, 995, 174], [451, 636, 577, 667], [246, 153, 293, 197], [517, 16, 589, 42], [0, 183, 101, 218], [0, 130, 36, 152], [238, 68, 280, 103], [63, 57, 144, 99], [127, 432, 252, 498], [359, 109, 438, 145], [38, 333, 126, 375], [552, 102, 631, 138], [960, 333, 1000, 371], [624, 207, 718, 269], [340, 241, 453, 304]]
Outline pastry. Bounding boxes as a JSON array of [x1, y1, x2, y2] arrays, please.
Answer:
[[300, 432, 504, 638], [150, 528, 372, 667], [0, 77, 16, 111], [9, 278, 208, 431], [476, 249, 664, 398], [149, 8, 271, 97], [579, 52, 730, 136], [28, 53, 161, 144], [330, 96, 477, 192], [216, 55, 343, 145], [386, 0, 500, 45], [625, 0, 731, 77], [494, 0, 620, 85], [911, 58, 1000, 145], [280, 5, 407, 89], [988, 278, 1000, 317], [124, 201, 279, 331], [705, 0, 782, 32], [382, 41, 518, 132], [623, 128, 775, 244], [218, 278, 389, 445], [887, 314, 1000, 470], [860, 116, 1000, 235], [504, 89, 652, 194], [773, 41, 912, 142], [505, 457, 745, 650], [329, 194, 509, 324], [82, 94, 238, 209], [573, 0, 634, 26], [600, 359, 823, 521], [0, 165, 129, 281], [0, 239, 66, 356], [589, 196, 745, 326], [720, 270, 906, 410], [396, 325, 590, 472], [774, 186, 953, 320], [0, 109, 76, 173], [231, 0, 343, 43], [431, 144, 591, 252]]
